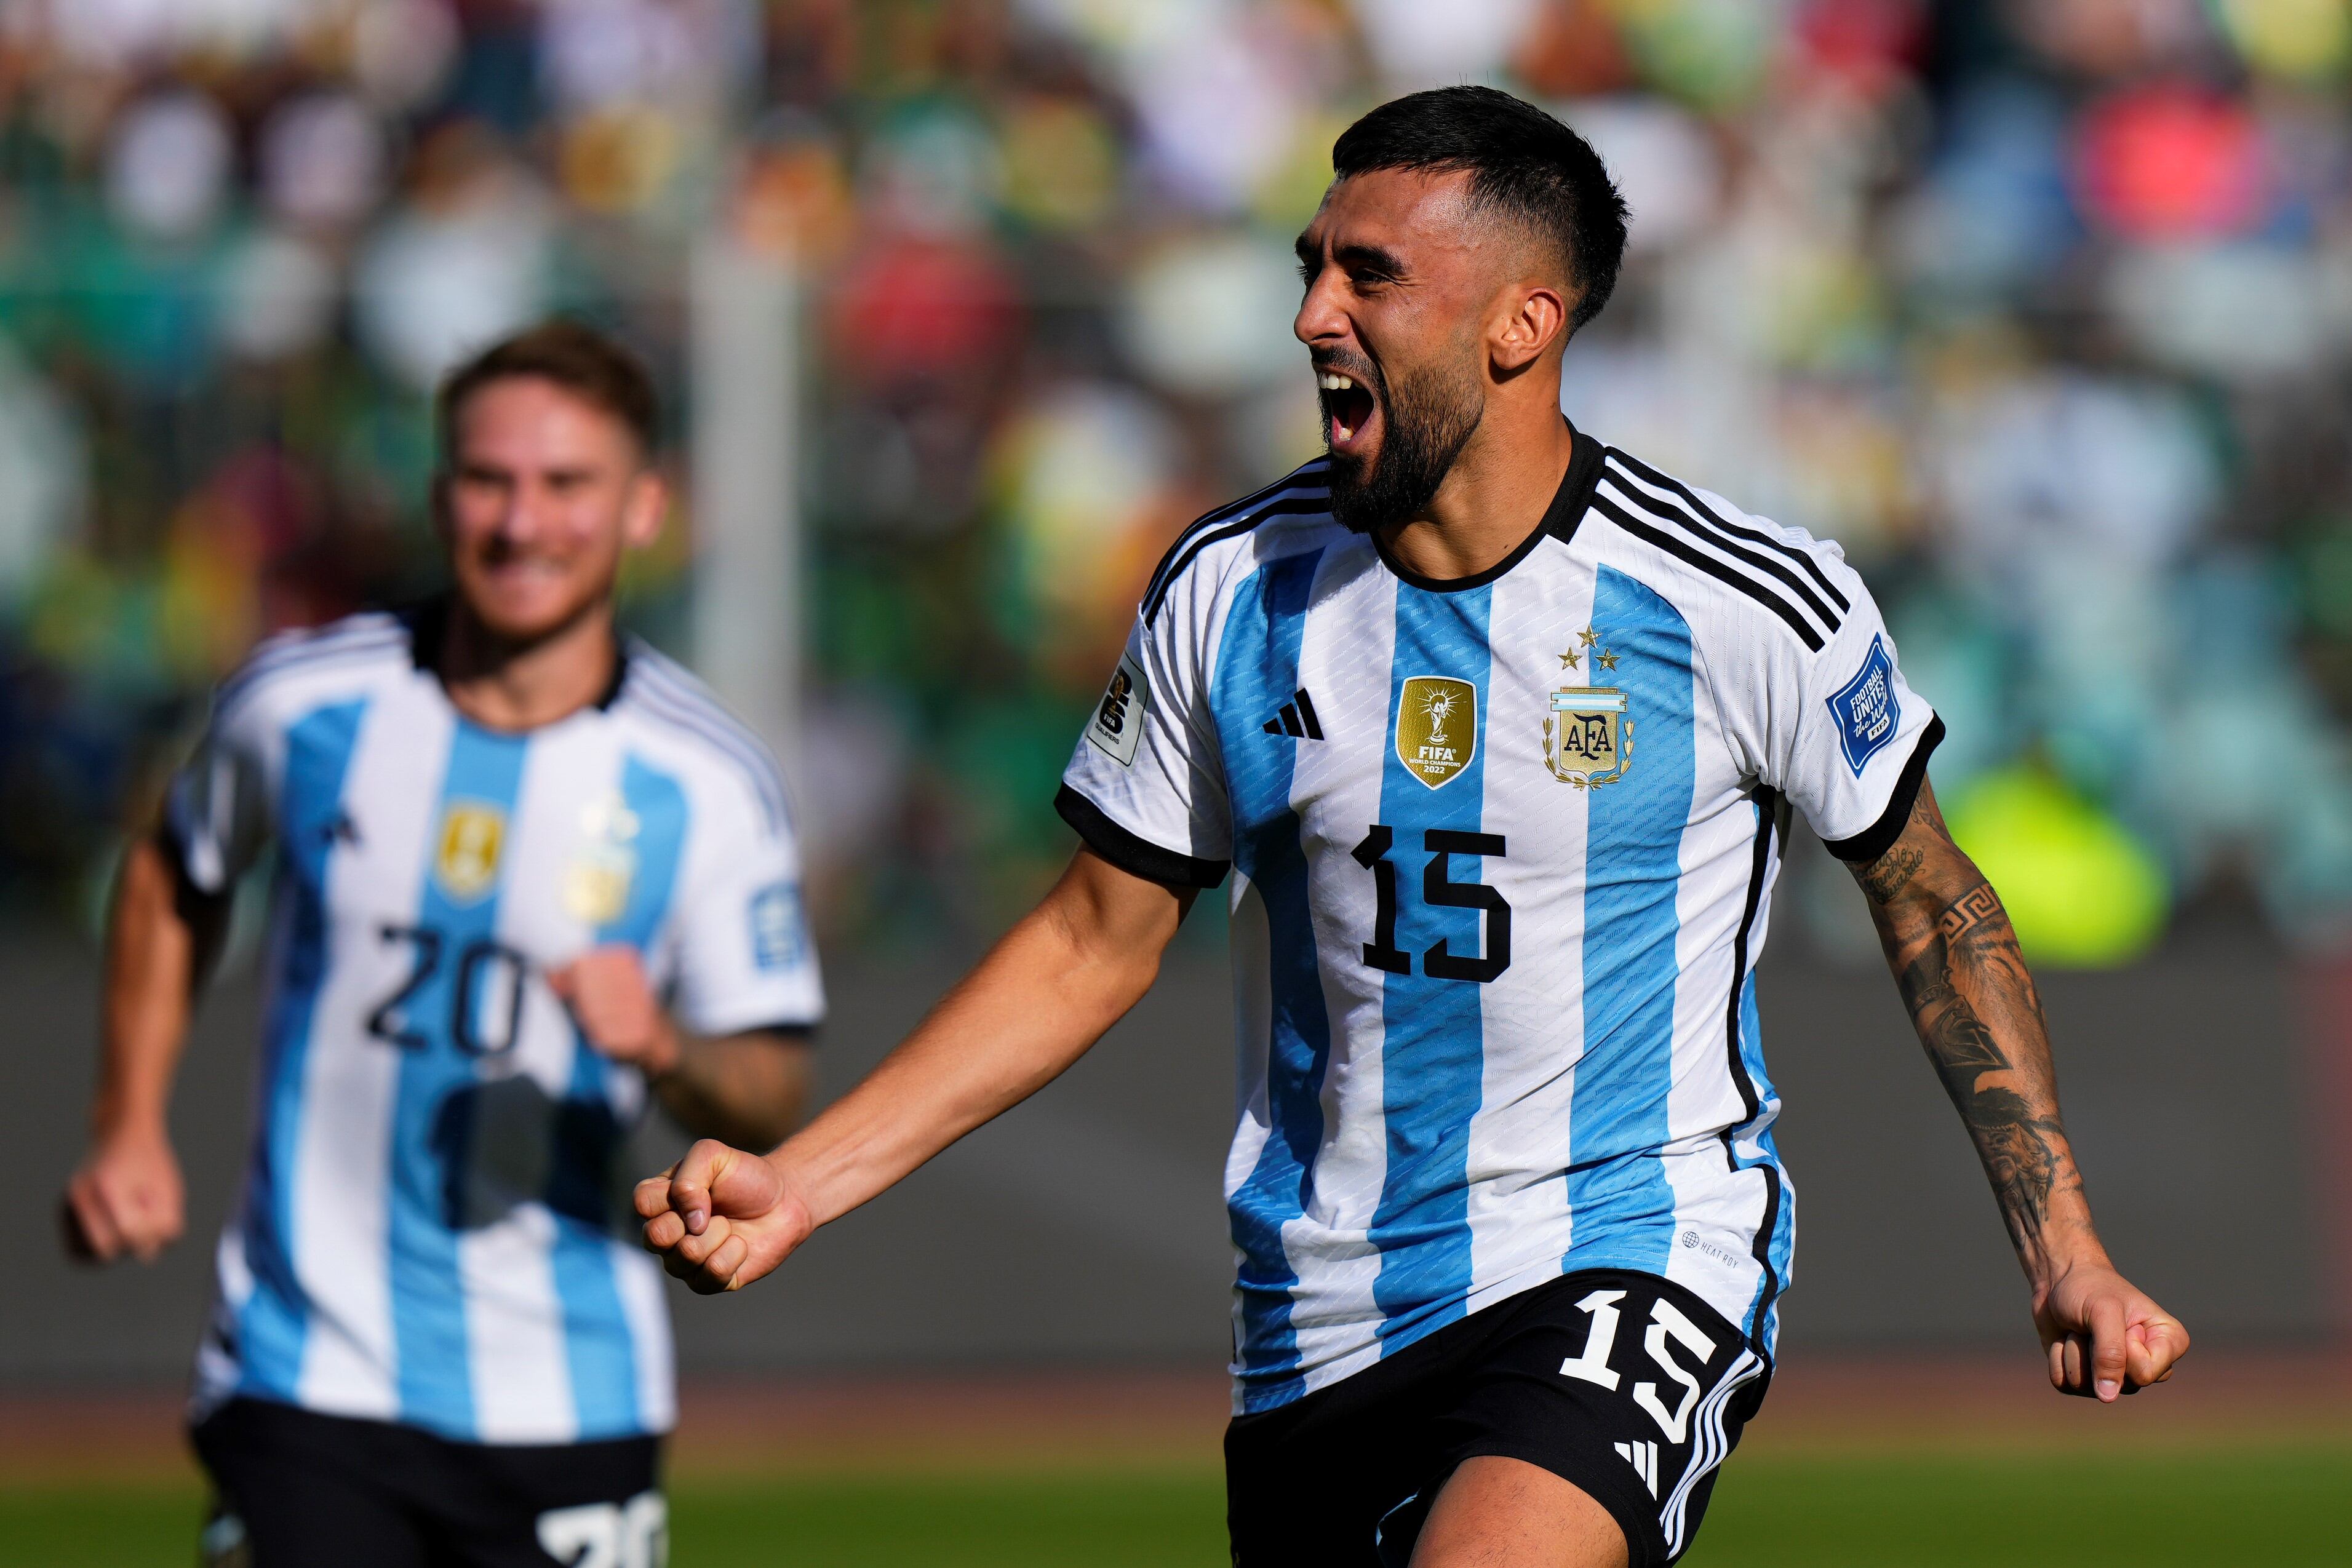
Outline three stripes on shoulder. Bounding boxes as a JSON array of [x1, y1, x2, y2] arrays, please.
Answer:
[[1592, 451, 1850, 653]]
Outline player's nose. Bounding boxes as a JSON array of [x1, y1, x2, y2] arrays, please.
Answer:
[[1294, 267, 1349, 348]]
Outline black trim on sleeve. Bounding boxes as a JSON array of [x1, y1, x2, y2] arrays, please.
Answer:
[[151, 815, 229, 905], [1055, 785, 1229, 889], [1822, 716, 1945, 863], [727, 1021, 821, 1046]]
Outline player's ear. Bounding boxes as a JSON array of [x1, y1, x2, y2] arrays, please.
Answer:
[[621, 468, 668, 551], [1491, 280, 1568, 375]]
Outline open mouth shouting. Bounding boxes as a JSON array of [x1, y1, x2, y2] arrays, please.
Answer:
[[1316, 362, 1381, 455]]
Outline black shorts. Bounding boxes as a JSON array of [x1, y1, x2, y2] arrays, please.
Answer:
[[1226, 1270, 1769, 1568], [191, 1397, 665, 1568]]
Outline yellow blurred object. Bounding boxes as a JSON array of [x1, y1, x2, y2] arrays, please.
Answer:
[[1000, 95, 1120, 232], [2215, 0, 2352, 80], [730, 139, 854, 263], [1253, 108, 1359, 230], [559, 106, 682, 215], [1942, 766, 2170, 969]]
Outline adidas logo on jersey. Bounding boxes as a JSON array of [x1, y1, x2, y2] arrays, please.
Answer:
[[1261, 688, 1324, 739], [1614, 1438, 1661, 1497]]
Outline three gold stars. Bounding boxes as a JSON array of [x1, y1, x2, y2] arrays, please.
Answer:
[[1558, 626, 1619, 674]]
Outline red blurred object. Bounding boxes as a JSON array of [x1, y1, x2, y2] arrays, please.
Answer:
[[1515, 0, 1636, 98], [2072, 85, 2270, 240], [829, 236, 1021, 389], [1790, 0, 1926, 95]]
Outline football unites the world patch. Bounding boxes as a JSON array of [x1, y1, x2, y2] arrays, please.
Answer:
[[1396, 675, 1476, 789], [1086, 650, 1149, 767], [1827, 633, 1901, 776], [749, 881, 805, 971]]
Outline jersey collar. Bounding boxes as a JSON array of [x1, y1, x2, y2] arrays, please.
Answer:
[[402, 594, 632, 716], [1371, 416, 1604, 594]]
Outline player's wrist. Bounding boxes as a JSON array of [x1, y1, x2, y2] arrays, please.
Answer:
[[636, 1019, 685, 1080], [89, 1099, 170, 1147], [2021, 1221, 2112, 1294]]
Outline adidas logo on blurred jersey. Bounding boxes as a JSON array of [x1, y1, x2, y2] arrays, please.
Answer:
[[1614, 1439, 1660, 1497], [1261, 688, 1324, 739]]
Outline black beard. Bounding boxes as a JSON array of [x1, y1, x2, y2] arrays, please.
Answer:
[[1326, 359, 1484, 536]]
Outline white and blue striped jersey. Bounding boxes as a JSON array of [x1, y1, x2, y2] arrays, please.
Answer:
[[1058, 431, 1941, 1415], [169, 607, 823, 1445]]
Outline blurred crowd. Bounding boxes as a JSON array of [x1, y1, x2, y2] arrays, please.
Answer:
[[2, 0, 2351, 964]]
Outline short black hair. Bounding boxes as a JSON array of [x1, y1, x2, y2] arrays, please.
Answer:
[[436, 319, 660, 466], [1331, 86, 1630, 334]]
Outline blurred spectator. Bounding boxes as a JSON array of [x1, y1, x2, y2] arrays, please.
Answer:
[[2, 0, 2351, 967]]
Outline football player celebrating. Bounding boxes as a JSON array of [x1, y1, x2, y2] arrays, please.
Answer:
[[637, 89, 2187, 1567], [63, 322, 822, 1566]]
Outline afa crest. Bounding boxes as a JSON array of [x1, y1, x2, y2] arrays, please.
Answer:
[[434, 800, 507, 902], [1543, 626, 1635, 789], [1397, 675, 1477, 789], [564, 792, 641, 926]]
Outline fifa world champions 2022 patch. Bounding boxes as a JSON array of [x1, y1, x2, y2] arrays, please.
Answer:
[[1827, 634, 1901, 776], [749, 881, 806, 971], [1087, 650, 1149, 768]]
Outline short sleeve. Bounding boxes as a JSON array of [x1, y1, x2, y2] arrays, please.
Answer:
[[164, 682, 280, 896], [666, 783, 824, 1037], [1765, 576, 1942, 861], [1056, 597, 1232, 889]]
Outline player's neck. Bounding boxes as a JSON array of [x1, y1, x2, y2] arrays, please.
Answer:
[[437, 597, 620, 732], [1375, 395, 1574, 584]]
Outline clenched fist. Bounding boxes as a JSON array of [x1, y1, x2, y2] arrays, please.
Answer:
[[548, 946, 679, 1076], [64, 1123, 185, 1264], [634, 1140, 813, 1294]]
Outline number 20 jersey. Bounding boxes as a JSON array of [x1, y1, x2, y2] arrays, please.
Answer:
[[167, 608, 823, 1444], [1058, 430, 1941, 1416]]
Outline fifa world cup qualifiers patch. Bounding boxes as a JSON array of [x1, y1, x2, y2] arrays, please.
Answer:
[[1087, 650, 1149, 767], [1827, 634, 1900, 776], [749, 882, 805, 971]]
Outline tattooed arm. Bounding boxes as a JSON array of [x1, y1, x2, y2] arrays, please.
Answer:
[[1846, 780, 2189, 1401]]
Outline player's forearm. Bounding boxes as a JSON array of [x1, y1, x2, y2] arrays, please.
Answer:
[[91, 835, 212, 1138], [1892, 882, 2103, 1279], [649, 1032, 811, 1150], [1857, 826, 2103, 1284], [770, 868, 1176, 1230]]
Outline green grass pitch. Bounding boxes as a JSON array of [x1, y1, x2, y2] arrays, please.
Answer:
[[2, 1447, 2345, 1566]]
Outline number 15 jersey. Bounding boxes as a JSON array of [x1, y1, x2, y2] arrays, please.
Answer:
[[1058, 429, 1941, 1415]]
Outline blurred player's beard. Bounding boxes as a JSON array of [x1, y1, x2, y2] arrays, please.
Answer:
[[1325, 356, 1485, 536]]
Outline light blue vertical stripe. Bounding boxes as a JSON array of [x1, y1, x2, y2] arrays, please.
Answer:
[[389, 722, 530, 1438], [548, 755, 687, 1438], [1208, 551, 1328, 1414], [1368, 583, 1494, 1350], [1568, 565, 1694, 1277], [237, 699, 369, 1401]]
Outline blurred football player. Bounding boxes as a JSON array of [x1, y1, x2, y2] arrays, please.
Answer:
[[64, 320, 823, 1567]]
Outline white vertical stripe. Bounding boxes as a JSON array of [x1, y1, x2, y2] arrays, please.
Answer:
[[291, 683, 446, 1420], [1286, 554, 1397, 1393], [1223, 871, 1275, 1402], [459, 1206, 576, 1443], [1464, 549, 1595, 1310], [612, 1246, 676, 1432], [1659, 730, 1774, 1324], [498, 722, 613, 1096]]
